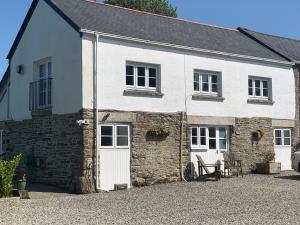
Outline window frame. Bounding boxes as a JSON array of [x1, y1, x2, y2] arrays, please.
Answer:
[[193, 70, 221, 96], [126, 62, 159, 91], [248, 76, 271, 100], [190, 126, 228, 151], [99, 124, 130, 149], [274, 128, 291, 147]]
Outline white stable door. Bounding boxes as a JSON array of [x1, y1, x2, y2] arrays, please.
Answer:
[[98, 124, 131, 191], [274, 129, 292, 171]]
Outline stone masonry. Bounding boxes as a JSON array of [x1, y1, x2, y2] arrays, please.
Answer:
[[230, 117, 274, 173], [293, 65, 300, 149]]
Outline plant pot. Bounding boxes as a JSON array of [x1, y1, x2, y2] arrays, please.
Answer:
[[17, 180, 26, 190], [256, 162, 281, 174]]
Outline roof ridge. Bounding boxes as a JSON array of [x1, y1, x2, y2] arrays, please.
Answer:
[[241, 27, 300, 43], [83, 0, 238, 32]]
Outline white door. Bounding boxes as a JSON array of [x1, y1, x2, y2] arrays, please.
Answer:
[[98, 124, 131, 191], [190, 127, 227, 177], [274, 129, 292, 171]]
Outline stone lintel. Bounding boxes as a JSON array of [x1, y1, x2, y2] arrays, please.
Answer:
[[187, 115, 235, 126], [272, 119, 295, 128]]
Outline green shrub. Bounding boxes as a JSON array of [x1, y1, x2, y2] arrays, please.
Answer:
[[0, 155, 22, 198]]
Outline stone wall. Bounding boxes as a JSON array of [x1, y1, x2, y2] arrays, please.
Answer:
[[96, 110, 190, 187], [293, 65, 300, 149], [230, 117, 274, 173], [0, 111, 87, 193]]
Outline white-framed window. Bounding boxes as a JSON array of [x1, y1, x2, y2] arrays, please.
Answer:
[[38, 61, 52, 107], [191, 126, 228, 150], [248, 77, 271, 99], [126, 63, 159, 90], [194, 70, 221, 96], [100, 125, 130, 148], [274, 129, 291, 146], [0, 130, 3, 154]]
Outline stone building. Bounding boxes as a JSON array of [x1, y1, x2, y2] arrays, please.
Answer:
[[0, 0, 297, 193]]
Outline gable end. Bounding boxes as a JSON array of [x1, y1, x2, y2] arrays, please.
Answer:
[[7, 0, 81, 60]]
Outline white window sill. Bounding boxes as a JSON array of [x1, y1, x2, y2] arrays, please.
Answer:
[[123, 89, 164, 98], [247, 98, 274, 105], [192, 94, 224, 102]]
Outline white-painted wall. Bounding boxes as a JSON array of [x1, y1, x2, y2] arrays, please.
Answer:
[[9, 0, 82, 120], [82, 37, 295, 120]]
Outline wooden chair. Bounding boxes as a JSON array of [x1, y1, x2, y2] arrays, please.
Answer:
[[223, 152, 243, 177], [196, 155, 221, 181]]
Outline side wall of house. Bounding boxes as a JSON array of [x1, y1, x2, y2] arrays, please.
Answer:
[[293, 65, 300, 148], [0, 82, 9, 121], [9, 0, 82, 121]]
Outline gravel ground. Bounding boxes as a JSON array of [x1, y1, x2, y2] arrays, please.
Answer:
[[1, 172, 300, 225]]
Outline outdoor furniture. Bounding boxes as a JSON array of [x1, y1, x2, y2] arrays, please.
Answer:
[[196, 155, 221, 181], [223, 152, 243, 177]]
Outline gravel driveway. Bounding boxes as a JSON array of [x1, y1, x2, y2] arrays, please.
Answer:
[[1, 172, 300, 225]]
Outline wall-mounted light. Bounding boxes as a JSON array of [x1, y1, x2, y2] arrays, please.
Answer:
[[16, 65, 24, 75]]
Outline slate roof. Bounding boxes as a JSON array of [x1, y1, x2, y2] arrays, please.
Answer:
[[48, 0, 288, 62], [239, 28, 300, 62], [7, 0, 288, 62]]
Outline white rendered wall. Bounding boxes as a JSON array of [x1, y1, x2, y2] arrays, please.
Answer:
[[9, 0, 82, 120], [82, 37, 295, 120]]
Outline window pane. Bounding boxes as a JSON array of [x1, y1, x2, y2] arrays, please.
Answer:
[[275, 137, 282, 145], [192, 137, 198, 145], [219, 139, 227, 149], [219, 128, 226, 138], [117, 126, 128, 136], [138, 77, 145, 86], [194, 82, 199, 91], [284, 130, 290, 138], [200, 137, 206, 146], [255, 80, 261, 88], [192, 128, 198, 136], [209, 139, 216, 149], [200, 128, 206, 136], [248, 79, 253, 87], [101, 126, 113, 136], [212, 84, 218, 93], [194, 74, 199, 83], [284, 138, 290, 146], [248, 88, 253, 96], [255, 87, 261, 96], [101, 137, 113, 146], [263, 89, 268, 97], [117, 137, 128, 146], [202, 83, 209, 92], [209, 128, 216, 138], [202, 75, 208, 83], [138, 67, 145, 76], [211, 75, 218, 84], [149, 68, 156, 78], [263, 81, 268, 88], [126, 75, 134, 86], [126, 65, 134, 75], [48, 62, 52, 76], [39, 64, 46, 78], [149, 78, 156, 88], [275, 130, 282, 138]]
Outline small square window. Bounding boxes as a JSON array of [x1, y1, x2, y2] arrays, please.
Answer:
[[248, 77, 271, 99], [194, 70, 221, 96]]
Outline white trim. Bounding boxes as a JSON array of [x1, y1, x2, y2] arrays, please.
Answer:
[[194, 70, 221, 96], [81, 29, 294, 67], [274, 128, 291, 147], [248, 76, 272, 100]]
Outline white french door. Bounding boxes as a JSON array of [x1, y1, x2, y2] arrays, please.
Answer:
[[98, 124, 131, 191]]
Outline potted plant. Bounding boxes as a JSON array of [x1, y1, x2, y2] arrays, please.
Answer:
[[17, 174, 27, 191], [252, 130, 264, 142], [147, 127, 171, 138], [256, 152, 281, 174]]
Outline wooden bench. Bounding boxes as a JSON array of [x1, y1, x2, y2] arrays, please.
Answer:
[[196, 155, 221, 181]]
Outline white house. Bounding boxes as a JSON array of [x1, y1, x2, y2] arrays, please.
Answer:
[[0, 0, 297, 192]]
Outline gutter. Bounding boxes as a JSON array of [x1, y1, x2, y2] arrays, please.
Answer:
[[80, 29, 294, 67]]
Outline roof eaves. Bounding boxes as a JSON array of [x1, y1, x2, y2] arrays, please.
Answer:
[[82, 29, 293, 67], [7, 0, 81, 60], [237, 27, 292, 62], [0, 67, 10, 93]]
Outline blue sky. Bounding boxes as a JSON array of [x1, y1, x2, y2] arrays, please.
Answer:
[[1, 0, 300, 79]]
